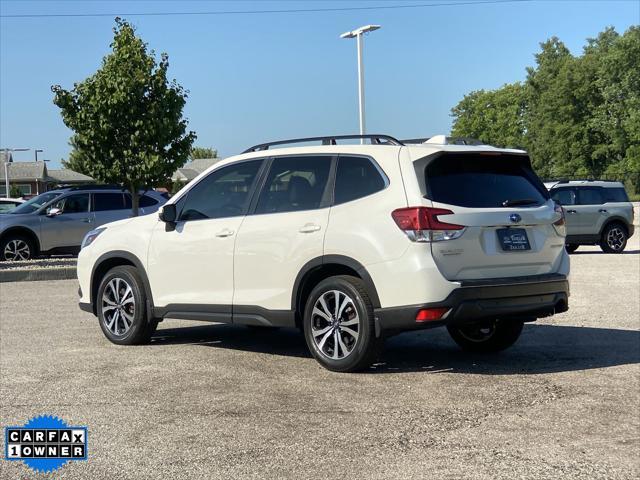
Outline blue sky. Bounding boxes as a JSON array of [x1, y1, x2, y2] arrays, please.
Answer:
[[1, 0, 638, 167]]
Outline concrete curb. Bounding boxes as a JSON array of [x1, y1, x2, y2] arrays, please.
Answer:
[[0, 267, 77, 283]]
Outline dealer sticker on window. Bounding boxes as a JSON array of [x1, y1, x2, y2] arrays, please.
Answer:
[[4, 415, 88, 474]]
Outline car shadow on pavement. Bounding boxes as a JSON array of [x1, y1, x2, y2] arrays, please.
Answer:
[[151, 323, 639, 375], [374, 324, 640, 374], [571, 249, 639, 255]]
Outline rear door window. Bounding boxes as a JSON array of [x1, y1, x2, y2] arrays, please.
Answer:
[[334, 156, 386, 205], [93, 193, 126, 211], [255, 156, 331, 214], [577, 187, 604, 205], [423, 153, 548, 208], [551, 188, 576, 206]]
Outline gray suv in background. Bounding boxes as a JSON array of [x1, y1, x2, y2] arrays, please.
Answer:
[[547, 180, 635, 253], [0, 186, 166, 261]]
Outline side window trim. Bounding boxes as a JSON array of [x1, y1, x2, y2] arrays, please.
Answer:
[[177, 158, 267, 222], [246, 154, 336, 216], [332, 153, 389, 206]]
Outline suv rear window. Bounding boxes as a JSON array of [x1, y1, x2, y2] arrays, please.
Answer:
[[423, 153, 549, 208]]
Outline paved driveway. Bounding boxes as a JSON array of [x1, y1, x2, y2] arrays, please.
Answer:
[[1, 237, 638, 479]]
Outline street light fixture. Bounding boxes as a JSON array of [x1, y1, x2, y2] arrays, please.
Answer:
[[340, 25, 381, 143], [35, 149, 43, 162], [2, 148, 30, 198]]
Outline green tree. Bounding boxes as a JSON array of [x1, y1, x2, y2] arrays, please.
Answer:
[[190, 146, 217, 159], [52, 18, 196, 216], [451, 82, 527, 150], [61, 138, 92, 175], [451, 26, 640, 190]]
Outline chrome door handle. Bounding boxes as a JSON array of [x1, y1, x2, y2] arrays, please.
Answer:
[[566, 209, 577, 214], [82, 218, 92, 223], [215, 229, 235, 238], [299, 223, 321, 233]]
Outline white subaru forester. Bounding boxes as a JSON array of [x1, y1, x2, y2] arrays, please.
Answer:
[[78, 134, 570, 372]]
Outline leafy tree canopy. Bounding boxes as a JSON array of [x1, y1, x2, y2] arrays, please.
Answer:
[[451, 26, 639, 191], [190, 146, 218, 159], [52, 18, 196, 215]]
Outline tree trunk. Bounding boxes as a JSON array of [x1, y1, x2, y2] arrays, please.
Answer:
[[130, 184, 139, 217]]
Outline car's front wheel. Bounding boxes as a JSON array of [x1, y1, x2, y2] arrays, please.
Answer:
[[447, 319, 524, 353], [97, 265, 158, 345], [303, 275, 382, 372], [600, 223, 628, 253], [0, 234, 35, 261]]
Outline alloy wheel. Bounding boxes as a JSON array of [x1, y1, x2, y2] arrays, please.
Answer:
[[606, 227, 625, 251], [3, 239, 31, 261], [311, 290, 360, 360], [101, 278, 136, 337]]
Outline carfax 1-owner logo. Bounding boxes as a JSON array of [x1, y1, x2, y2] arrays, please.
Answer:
[[4, 415, 88, 474]]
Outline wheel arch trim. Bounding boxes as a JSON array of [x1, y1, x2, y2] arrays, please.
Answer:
[[291, 254, 381, 311], [90, 250, 155, 319]]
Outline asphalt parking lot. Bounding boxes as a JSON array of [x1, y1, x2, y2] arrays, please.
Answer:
[[1, 238, 638, 479]]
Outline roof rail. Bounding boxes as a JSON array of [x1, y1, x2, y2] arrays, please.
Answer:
[[66, 184, 122, 191], [242, 134, 403, 153], [401, 138, 431, 144]]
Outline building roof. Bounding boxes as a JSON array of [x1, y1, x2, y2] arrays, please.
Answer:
[[171, 157, 220, 182], [0, 160, 47, 181], [47, 169, 94, 184]]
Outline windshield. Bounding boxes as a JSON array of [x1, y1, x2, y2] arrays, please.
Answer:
[[10, 191, 63, 214]]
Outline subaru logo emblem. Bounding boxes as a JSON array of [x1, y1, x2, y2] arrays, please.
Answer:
[[510, 214, 522, 223]]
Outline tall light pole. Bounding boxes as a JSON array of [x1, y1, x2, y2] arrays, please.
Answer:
[[2, 148, 30, 198], [340, 25, 381, 142], [35, 149, 43, 162]]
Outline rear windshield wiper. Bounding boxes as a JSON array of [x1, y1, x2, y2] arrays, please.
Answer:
[[502, 198, 539, 207]]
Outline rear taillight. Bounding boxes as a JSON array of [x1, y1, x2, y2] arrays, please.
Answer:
[[391, 207, 465, 242], [415, 307, 449, 322], [553, 203, 566, 237]]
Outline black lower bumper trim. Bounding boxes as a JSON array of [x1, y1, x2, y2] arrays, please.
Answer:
[[375, 274, 569, 332]]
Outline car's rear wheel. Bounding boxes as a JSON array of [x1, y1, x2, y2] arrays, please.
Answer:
[[1, 234, 35, 261], [600, 223, 627, 253], [565, 244, 579, 254], [303, 275, 382, 372], [447, 319, 524, 353], [97, 265, 158, 345]]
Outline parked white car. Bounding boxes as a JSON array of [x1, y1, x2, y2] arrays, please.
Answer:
[[0, 197, 24, 214], [78, 135, 570, 372]]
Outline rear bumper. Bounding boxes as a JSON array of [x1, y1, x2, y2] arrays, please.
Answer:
[[375, 273, 569, 332]]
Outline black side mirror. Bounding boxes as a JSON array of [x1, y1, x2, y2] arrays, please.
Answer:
[[159, 204, 177, 223]]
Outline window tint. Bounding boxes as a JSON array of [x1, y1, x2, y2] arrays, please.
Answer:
[[424, 154, 548, 208], [603, 187, 629, 203], [125, 194, 159, 208], [140, 195, 158, 207], [52, 194, 90, 214], [334, 156, 386, 205], [93, 193, 125, 211], [577, 187, 603, 205], [179, 160, 262, 221], [551, 188, 576, 206], [255, 156, 331, 214]]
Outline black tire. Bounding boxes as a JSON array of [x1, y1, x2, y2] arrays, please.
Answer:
[[0, 234, 36, 261], [565, 244, 579, 254], [302, 275, 382, 372], [447, 319, 524, 353], [600, 223, 628, 253], [96, 266, 158, 345]]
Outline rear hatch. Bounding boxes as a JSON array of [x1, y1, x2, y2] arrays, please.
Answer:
[[419, 151, 564, 280]]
